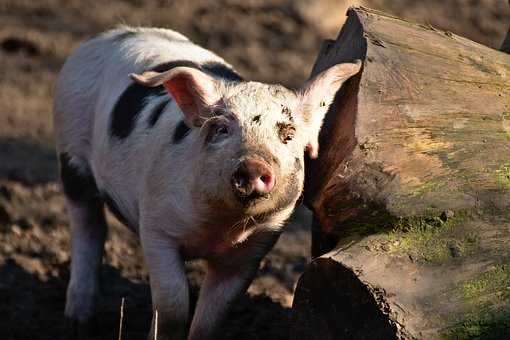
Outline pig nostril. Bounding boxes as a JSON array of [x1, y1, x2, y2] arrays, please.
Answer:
[[233, 170, 249, 190], [236, 176, 247, 188], [260, 175, 271, 185]]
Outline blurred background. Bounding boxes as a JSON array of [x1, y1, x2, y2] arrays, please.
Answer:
[[0, 1, 508, 339]]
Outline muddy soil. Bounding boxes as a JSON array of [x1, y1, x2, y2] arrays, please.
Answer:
[[0, 1, 508, 339]]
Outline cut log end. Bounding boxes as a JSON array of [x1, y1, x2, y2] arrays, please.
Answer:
[[291, 258, 405, 340]]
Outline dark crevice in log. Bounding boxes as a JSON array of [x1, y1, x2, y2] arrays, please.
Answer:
[[310, 217, 339, 258], [501, 28, 510, 54], [304, 11, 366, 256], [502, 0, 510, 54]]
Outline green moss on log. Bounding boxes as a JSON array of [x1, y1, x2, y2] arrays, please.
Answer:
[[442, 310, 510, 340], [503, 112, 510, 140], [443, 265, 510, 339], [409, 180, 445, 197], [459, 264, 510, 301], [385, 211, 479, 263], [494, 164, 510, 188]]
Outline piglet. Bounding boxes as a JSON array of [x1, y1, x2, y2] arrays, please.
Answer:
[[53, 26, 361, 340]]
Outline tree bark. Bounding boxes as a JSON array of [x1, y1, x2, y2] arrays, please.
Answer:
[[293, 6, 510, 340]]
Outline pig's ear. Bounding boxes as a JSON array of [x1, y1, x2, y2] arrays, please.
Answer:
[[130, 67, 221, 127], [297, 60, 362, 158]]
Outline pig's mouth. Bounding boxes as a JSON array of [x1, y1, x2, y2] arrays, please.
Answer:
[[230, 175, 272, 204], [234, 190, 271, 205]]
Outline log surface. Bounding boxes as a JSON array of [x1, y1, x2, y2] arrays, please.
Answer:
[[293, 6, 510, 340]]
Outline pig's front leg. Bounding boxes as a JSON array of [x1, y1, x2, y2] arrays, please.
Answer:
[[141, 231, 189, 340], [188, 231, 281, 340]]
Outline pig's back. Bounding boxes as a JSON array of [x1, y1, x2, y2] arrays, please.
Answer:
[[54, 26, 236, 229], [54, 26, 229, 161]]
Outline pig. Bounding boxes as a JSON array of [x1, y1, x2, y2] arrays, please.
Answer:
[[53, 26, 360, 340]]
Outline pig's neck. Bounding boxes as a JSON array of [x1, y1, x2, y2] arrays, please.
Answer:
[[181, 203, 294, 260]]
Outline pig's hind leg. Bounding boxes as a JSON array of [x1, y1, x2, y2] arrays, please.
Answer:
[[59, 153, 107, 336]]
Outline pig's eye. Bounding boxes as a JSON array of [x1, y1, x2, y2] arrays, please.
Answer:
[[206, 123, 230, 144], [212, 109, 224, 117], [277, 122, 295, 144], [215, 125, 229, 136]]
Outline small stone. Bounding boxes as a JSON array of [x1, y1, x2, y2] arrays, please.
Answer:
[[0, 205, 11, 226], [15, 217, 32, 230], [0, 185, 12, 201], [449, 244, 462, 257], [11, 224, 22, 236], [440, 210, 455, 222]]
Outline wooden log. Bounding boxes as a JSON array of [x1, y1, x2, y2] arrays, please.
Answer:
[[293, 6, 510, 339]]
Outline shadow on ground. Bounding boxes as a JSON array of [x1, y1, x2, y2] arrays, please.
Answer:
[[0, 258, 291, 340], [0, 137, 57, 184]]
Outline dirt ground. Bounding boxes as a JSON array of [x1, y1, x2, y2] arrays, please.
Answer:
[[0, 1, 508, 339]]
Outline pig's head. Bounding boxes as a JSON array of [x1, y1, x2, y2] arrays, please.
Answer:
[[131, 61, 361, 219]]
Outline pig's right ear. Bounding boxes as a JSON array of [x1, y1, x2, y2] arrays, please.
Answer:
[[130, 67, 221, 127]]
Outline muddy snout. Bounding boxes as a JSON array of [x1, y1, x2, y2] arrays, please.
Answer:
[[231, 158, 275, 199]]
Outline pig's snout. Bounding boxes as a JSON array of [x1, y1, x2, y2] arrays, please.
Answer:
[[232, 159, 275, 198]]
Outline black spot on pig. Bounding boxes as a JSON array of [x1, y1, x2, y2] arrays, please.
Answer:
[[110, 84, 166, 139], [281, 106, 293, 121], [147, 99, 170, 127], [151, 60, 201, 73], [202, 62, 243, 82], [59, 153, 99, 202], [152, 60, 243, 82], [276, 122, 296, 144], [173, 121, 191, 144], [111, 60, 242, 140]]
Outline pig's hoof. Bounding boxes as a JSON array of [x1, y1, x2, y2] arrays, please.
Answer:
[[62, 317, 97, 340]]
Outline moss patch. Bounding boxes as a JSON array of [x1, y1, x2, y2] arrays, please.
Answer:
[[409, 180, 444, 197], [494, 164, 510, 188], [459, 265, 510, 301], [503, 112, 510, 140], [442, 310, 510, 340], [442, 265, 510, 339], [385, 211, 478, 263]]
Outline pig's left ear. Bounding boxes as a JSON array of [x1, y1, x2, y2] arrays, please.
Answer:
[[297, 60, 362, 158], [130, 67, 222, 127]]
